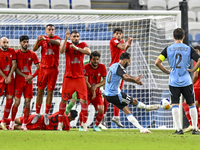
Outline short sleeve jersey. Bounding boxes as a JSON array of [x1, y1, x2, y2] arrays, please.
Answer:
[[0, 48, 16, 83], [84, 63, 107, 96], [64, 42, 88, 78], [160, 43, 200, 87], [104, 63, 126, 96], [38, 35, 61, 69], [193, 61, 200, 89], [46, 112, 70, 131], [15, 49, 39, 81], [110, 38, 125, 66]]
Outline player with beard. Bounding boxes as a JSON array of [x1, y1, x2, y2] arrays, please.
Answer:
[[31, 24, 61, 126], [9, 35, 40, 130], [0, 37, 17, 130], [58, 30, 91, 131], [104, 52, 160, 133], [109, 28, 133, 128], [79, 51, 107, 131]]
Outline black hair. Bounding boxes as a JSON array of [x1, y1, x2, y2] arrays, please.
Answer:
[[120, 52, 131, 60], [113, 28, 123, 34], [70, 110, 78, 119], [193, 45, 200, 51], [70, 30, 80, 35], [173, 28, 185, 40], [90, 51, 101, 60], [19, 35, 29, 42], [46, 24, 54, 28]]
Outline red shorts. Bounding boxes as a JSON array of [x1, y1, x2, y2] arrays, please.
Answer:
[[120, 80, 124, 90], [62, 77, 87, 101], [194, 89, 200, 104], [87, 94, 104, 110], [15, 81, 33, 99], [37, 67, 58, 91], [19, 115, 45, 130], [0, 77, 14, 96]]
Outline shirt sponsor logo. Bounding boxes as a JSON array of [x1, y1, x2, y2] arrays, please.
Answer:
[[3, 65, 10, 71], [21, 66, 29, 73], [114, 40, 119, 43], [71, 57, 80, 64], [45, 49, 55, 55]]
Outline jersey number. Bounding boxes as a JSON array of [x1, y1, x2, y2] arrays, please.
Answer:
[[23, 58, 27, 64], [107, 71, 112, 84], [176, 53, 182, 69]]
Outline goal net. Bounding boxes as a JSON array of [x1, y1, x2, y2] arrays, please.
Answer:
[[0, 9, 181, 129]]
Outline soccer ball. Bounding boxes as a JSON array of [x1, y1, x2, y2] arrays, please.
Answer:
[[160, 98, 171, 110]]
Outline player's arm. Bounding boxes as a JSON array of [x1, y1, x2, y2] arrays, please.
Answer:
[[188, 47, 200, 73], [122, 74, 143, 85], [70, 44, 91, 55], [84, 75, 92, 89], [49, 39, 61, 46], [26, 63, 40, 82], [15, 68, 27, 78], [0, 69, 7, 79], [117, 37, 133, 51], [33, 35, 45, 51], [9, 60, 17, 77], [60, 30, 70, 54], [91, 76, 106, 91], [193, 69, 199, 85], [155, 47, 171, 74]]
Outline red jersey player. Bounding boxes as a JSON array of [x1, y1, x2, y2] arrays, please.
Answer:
[[109, 28, 133, 128], [58, 30, 91, 131], [79, 51, 107, 131], [0, 37, 17, 130], [9, 35, 40, 130], [0, 110, 77, 131], [32, 24, 61, 126]]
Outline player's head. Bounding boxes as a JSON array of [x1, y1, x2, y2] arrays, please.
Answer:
[[194, 45, 200, 55], [0, 37, 9, 51], [113, 28, 123, 40], [173, 28, 185, 41], [119, 52, 131, 68], [70, 31, 80, 45], [45, 24, 55, 38], [90, 51, 101, 68], [19, 35, 29, 50], [68, 110, 78, 121]]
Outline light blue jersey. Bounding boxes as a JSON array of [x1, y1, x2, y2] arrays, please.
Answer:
[[160, 43, 199, 87], [104, 63, 126, 96]]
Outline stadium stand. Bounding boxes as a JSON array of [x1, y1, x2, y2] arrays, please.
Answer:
[[167, 0, 182, 10], [72, 0, 91, 9], [0, 0, 7, 8], [188, 11, 196, 22], [79, 31, 96, 40], [51, 0, 70, 9], [31, 0, 49, 9], [189, 22, 200, 40], [195, 33, 200, 43], [9, 0, 28, 9], [198, 12, 200, 22], [188, 0, 200, 16], [189, 33, 193, 46], [147, 0, 166, 10]]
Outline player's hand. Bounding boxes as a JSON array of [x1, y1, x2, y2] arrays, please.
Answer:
[[127, 37, 133, 46], [92, 90, 96, 100], [70, 44, 79, 51], [187, 68, 195, 73], [5, 76, 11, 84], [25, 75, 33, 81], [65, 30, 70, 40], [167, 68, 172, 74], [37, 35, 46, 41], [27, 80, 32, 84], [135, 75, 143, 85]]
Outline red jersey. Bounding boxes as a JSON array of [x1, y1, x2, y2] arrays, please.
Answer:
[[64, 42, 88, 78], [38, 35, 61, 69], [0, 48, 16, 83], [84, 63, 107, 96], [194, 61, 200, 89], [15, 49, 39, 81], [109, 37, 125, 66], [45, 112, 70, 131]]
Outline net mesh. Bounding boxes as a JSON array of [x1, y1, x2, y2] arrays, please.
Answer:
[[0, 13, 179, 129]]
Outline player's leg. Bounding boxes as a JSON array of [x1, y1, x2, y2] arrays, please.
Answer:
[[43, 89, 53, 125], [57, 98, 67, 131], [99, 96, 108, 129], [65, 92, 78, 115], [196, 101, 200, 130], [182, 99, 193, 132], [21, 98, 31, 130]]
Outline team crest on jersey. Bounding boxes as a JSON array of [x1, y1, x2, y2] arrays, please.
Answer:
[[3, 65, 10, 71], [98, 73, 101, 76], [71, 57, 80, 64], [83, 69, 86, 74], [10, 55, 12, 58], [45, 49, 55, 55], [28, 58, 31, 60], [114, 40, 119, 43], [21, 66, 29, 73]]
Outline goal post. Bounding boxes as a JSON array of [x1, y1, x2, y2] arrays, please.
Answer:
[[0, 9, 181, 129]]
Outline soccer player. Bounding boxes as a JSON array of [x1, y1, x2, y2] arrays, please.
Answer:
[[104, 52, 159, 133], [79, 51, 107, 131], [109, 28, 133, 127], [0, 110, 77, 131], [0, 37, 17, 130], [31, 24, 61, 126], [58, 30, 91, 131], [155, 28, 200, 134], [9, 35, 40, 130]]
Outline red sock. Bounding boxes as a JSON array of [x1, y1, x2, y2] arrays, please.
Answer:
[[81, 103, 88, 123], [11, 105, 18, 121], [23, 107, 30, 124], [58, 102, 66, 123], [95, 113, 104, 126], [196, 106, 200, 129], [45, 104, 51, 114], [79, 111, 82, 126], [182, 102, 192, 126], [114, 105, 119, 116], [2, 98, 13, 123], [104, 97, 109, 115], [36, 103, 42, 114]]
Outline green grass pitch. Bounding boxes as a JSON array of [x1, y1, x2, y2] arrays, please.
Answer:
[[0, 129, 199, 150]]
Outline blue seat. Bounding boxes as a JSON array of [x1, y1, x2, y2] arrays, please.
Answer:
[[24, 19, 45, 30], [96, 31, 112, 40], [55, 30, 66, 39], [33, 30, 46, 39], [189, 33, 193, 46], [46, 19, 66, 30], [67, 21, 86, 31], [12, 30, 32, 39], [0, 30, 12, 39], [79, 31, 95, 40], [3, 19, 23, 30], [195, 33, 200, 43], [88, 23, 107, 32]]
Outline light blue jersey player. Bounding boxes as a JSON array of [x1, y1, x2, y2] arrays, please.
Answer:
[[104, 52, 160, 133], [155, 28, 200, 135]]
